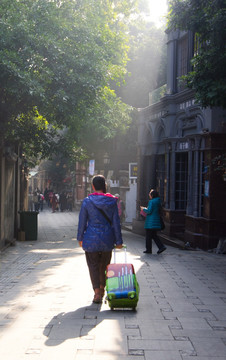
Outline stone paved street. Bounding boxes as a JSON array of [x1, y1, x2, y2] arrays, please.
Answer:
[[0, 208, 226, 360]]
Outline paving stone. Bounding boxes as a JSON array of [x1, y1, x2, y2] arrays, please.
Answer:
[[139, 320, 174, 340], [0, 209, 225, 360], [75, 355, 144, 360], [181, 357, 226, 360], [191, 338, 226, 357], [170, 328, 226, 339], [128, 338, 194, 351], [145, 350, 182, 360], [128, 349, 144, 355], [207, 320, 226, 330]]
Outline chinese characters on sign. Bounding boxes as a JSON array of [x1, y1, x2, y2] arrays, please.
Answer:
[[179, 142, 189, 150], [129, 163, 138, 179]]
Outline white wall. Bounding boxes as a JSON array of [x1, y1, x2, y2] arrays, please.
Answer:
[[125, 179, 137, 223]]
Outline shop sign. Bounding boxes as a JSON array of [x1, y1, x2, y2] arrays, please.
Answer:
[[129, 163, 138, 179]]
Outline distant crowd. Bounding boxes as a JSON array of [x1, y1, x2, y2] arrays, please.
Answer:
[[30, 188, 73, 213]]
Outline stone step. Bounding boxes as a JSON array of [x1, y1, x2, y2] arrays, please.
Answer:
[[158, 233, 185, 249]]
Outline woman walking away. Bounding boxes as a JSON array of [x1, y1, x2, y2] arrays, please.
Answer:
[[140, 189, 166, 255], [77, 175, 123, 304]]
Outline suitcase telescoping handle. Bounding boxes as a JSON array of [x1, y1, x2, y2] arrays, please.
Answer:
[[113, 244, 127, 264]]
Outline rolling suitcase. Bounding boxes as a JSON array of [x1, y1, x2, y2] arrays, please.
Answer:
[[105, 246, 139, 310]]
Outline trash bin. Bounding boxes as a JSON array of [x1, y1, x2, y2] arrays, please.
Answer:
[[19, 211, 39, 240]]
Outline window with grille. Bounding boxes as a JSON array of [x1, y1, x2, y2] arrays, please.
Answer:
[[199, 152, 205, 217], [175, 153, 188, 210], [156, 154, 165, 203], [177, 35, 188, 91], [193, 33, 201, 57]]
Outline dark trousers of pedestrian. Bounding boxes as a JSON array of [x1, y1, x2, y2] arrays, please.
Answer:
[[85, 251, 112, 290], [34, 203, 39, 211], [145, 229, 164, 253]]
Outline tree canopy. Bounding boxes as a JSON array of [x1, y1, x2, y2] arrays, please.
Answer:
[[167, 0, 226, 108], [0, 0, 136, 160]]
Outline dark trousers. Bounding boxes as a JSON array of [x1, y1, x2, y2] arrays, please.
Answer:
[[85, 251, 112, 290], [145, 229, 164, 253]]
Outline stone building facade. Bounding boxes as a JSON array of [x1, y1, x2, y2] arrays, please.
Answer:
[[134, 30, 226, 250], [0, 142, 28, 250]]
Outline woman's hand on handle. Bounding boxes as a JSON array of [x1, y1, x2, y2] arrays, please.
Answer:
[[115, 244, 123, 249]]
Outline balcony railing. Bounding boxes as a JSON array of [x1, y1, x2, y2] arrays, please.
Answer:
[[149, 84, 166, 106]]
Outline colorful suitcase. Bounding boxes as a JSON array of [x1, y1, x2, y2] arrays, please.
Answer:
[[105, 246, 139, 310]]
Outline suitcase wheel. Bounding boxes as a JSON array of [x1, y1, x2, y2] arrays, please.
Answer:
[[107, 292, 116, 300], [128, 291, 136, 299]]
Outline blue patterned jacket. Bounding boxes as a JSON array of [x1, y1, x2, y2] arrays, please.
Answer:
[[77, 193, 123, 252]]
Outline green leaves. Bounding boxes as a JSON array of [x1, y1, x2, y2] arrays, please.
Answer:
[[0, 0, 135, 159], [167, 0, 226, 108]]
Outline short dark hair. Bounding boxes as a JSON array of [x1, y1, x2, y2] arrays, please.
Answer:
[[92, 175, 106, 193], [149, 189, 159, 198]]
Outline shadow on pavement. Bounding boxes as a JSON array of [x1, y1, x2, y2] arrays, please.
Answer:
[[44, 302, 139, 346], [44, 304, 101, 346]]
